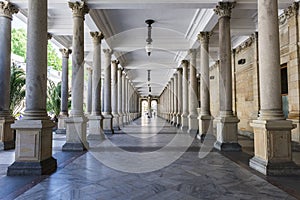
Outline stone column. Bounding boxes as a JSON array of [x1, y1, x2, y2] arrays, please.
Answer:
[[170, 78, 174, 124], [122, 72, 126, 125], [0, 1, 18, 150], [111, 60, 120, 130], [181, 60, 189, 130], [88, 31, 105, 140], [148, 96, 152, 118], [56, 48, 71, 135], [198, 32, 213, 139], [176, 68, 183, 127], [102, 49, 114, 134], [166, 83, 170, 122], [63, 1, 89, 151], [249, 0, 300, 175], [118, 67, 123, 127], [124, 77, 129, 123], [173, 74, 178, 126], [8, 0, 57, 175], [213, 2, 241, 151], [86, 67, 93, 114], [188, 49, 198, 134]]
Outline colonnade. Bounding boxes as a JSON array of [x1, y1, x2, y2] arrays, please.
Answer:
[[159, 1, 299, 176]]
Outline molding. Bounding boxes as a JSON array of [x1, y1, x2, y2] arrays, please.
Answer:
[[279, 2, 299, 25], [235, 32, 257, 54]]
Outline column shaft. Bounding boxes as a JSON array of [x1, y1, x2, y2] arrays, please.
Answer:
[[176, 68, 182, 127], [111, 60, 120, 130], [86, 67, 92, 114], [181, 60, 189, 130], [118, 68, 123, 127]]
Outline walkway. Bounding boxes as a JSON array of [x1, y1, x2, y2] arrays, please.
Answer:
[[0, 116, 300, 199]]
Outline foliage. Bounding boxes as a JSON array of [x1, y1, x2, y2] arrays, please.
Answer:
[[47, 80, 61, 117], [11, 28, 62, 71], [11, 28, 27, 59], [10, 64, 26, 117]]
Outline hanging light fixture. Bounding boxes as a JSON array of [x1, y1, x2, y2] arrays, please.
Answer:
[[145, 19, 155, 56]]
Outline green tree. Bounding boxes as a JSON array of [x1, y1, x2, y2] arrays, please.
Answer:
[[10, 64, 26, 117], [11, 28, 27, 59], [11, 28, 62, 71]]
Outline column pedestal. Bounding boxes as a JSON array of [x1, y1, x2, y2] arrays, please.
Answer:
[[0, 116, 15, 150], [112, 113, 120, 131], [63, 116, 89, 151], [8, 119, 57, 175], [249, 120, 300, 175], [214, 114, 241, 151], [87, 115, 105, 140], [176, 114, 181, 128], [181, 114, 189, 131], [291, 118, 300, 142], [188, 114, 198, 134], [56, 114, 68, 134], [198, 114, 213, 139], [103, 113, 114, 134]]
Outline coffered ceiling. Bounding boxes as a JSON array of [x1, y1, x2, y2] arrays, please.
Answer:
[[11, 0, 294, 96]]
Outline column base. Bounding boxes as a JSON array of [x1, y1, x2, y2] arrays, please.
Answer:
[[176, 114, 181, 127], [198, 114, 213, 139], [9, 119, 57, 175], [181, 114, 188, 131], [87, 115, 105, 140], [0, 116, 15, 150], [55, 129, 66, 134], [112, 113, 120, 131], [7, 157, 57, 176], [63, 116, 89, 151], [57, 114, 68, 130], [103, 113, 114, 134], [119, 114, 123, 128], [214, 115, 241, 152], [214, 141, 241, 152], [188, 114, 198, 135], [250, 119, 297, 175], [249, 156, 300, 176]]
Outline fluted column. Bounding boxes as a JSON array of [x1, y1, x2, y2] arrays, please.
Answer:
[[198, 32, 213, 139], [181, 60, 189, 130], [88, 31, 105, 140], [63, 1, 89, 151], [86, 67, 93, 114], [102, 49, 114, 133], [249, 0, 300, 175], [213, 2, 241, 151], [118, 67, 123, 127], [56, 48, 72, 134], [8, 0, 57, 175], [111, 60, 120, 130], [0, 1, 18, 150], [188, 49, 198, 134]]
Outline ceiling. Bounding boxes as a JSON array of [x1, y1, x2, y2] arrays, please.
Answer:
[[11, 0, 294, 97]]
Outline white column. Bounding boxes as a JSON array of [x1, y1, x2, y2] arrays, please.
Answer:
[[8, 0, 57, 175], [170, 78, 174, 123], [63, 1, 89, 151], [198, 32, 213, 139], [118, 67, 123, 127], [56, 48, 72, 134], [122, 72, 126, 125], [213, 2, 241, 152], [181, 60, 189, 130], [86, 67, 92, 114], [173, 73, 178, 126], [249, 0, 300, 175], [102, 49, 114, 133], [111, 60, 120, 130], [0, 1, 18, 150], [188, 49, 198, 134], [88, 31, 105, 140]]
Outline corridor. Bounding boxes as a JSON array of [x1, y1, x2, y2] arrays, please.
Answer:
[[1, 116, 299, 199]]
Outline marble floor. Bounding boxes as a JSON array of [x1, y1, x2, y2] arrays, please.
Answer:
[[0, 116, 300, 200]]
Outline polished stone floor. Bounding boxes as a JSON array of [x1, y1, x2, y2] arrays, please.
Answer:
[[0, 116, 300, 199]]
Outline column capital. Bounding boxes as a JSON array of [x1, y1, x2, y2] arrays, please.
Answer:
[[214, 1, 236, 18], [68, 1, 89, 19], [103, 49, 113, 56], [47, 33, 52, 40], [177, 68, 182, 73], [90, 31, 104, 43], [59, 48, 72, 58], [112, 60, 119, 65], [0, 1, 18, 19], [181, 60, 189, 65], [197, 32, 211, 44]]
